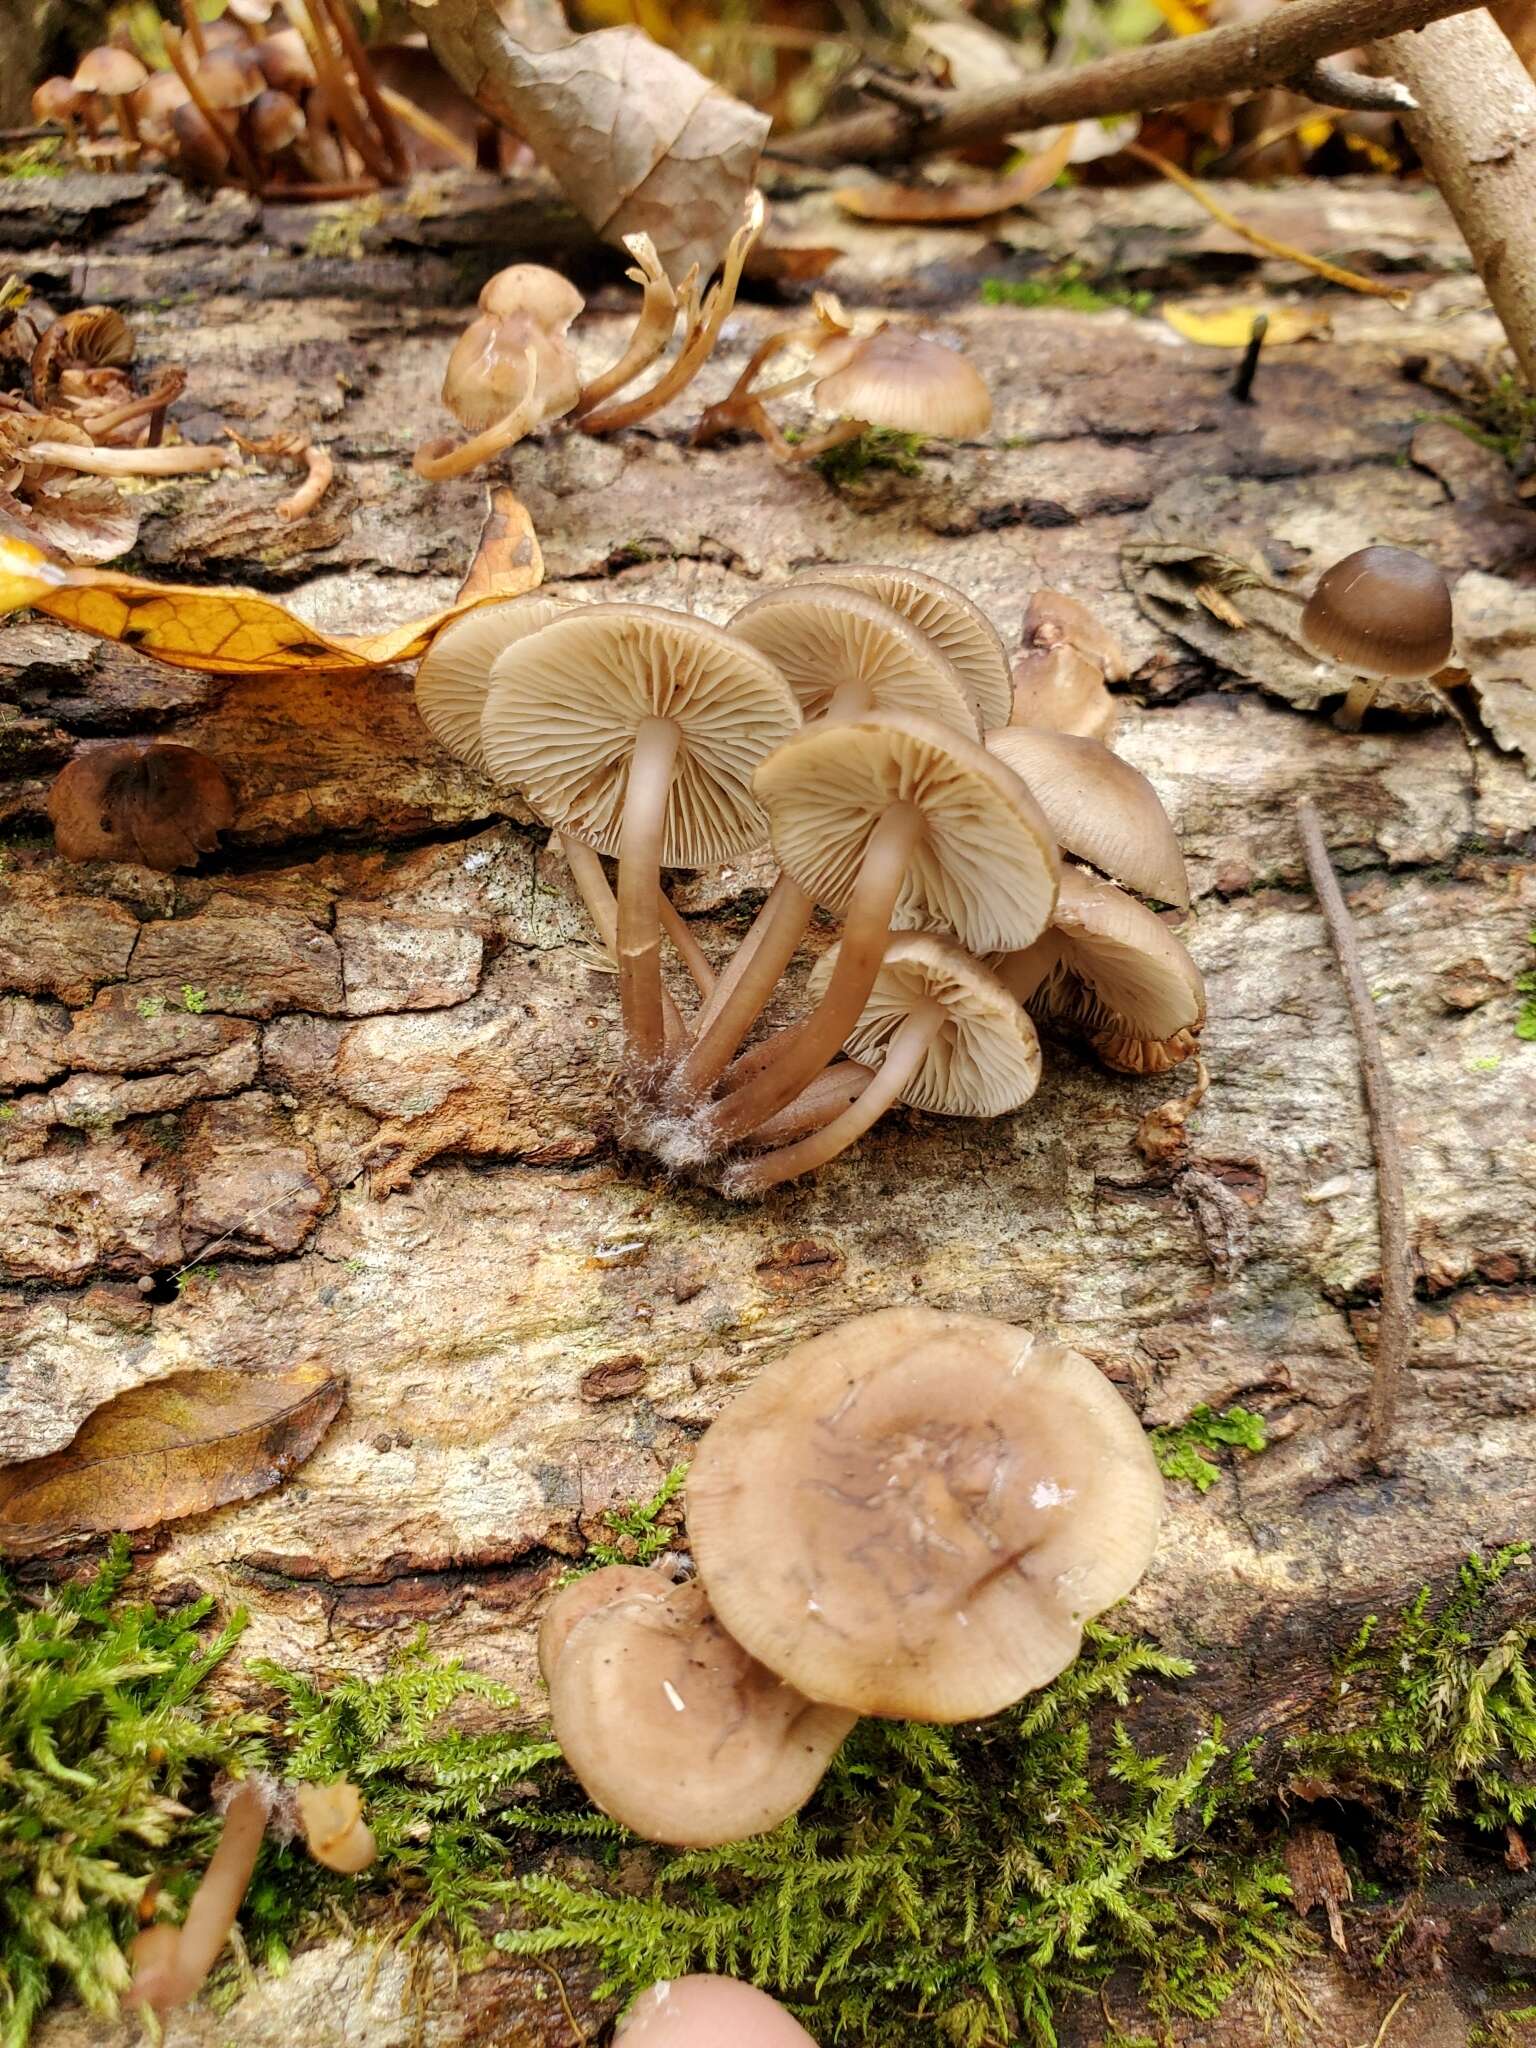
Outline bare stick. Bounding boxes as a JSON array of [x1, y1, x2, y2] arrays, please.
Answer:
[[1295, 798, 1413, 1470], [316, 0, 411, 179], [774, 0, 1484, 163]]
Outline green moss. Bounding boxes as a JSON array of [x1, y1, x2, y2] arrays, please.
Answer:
[[0, 143, 65, 183], [303, 198, 384, 262], [174, 1264, 218, 1296], [135, 996, 167, 1021], [1149, 1404, 1268, 1493], [802, 427, 926, 487], [578, 1463, 688, 1572], [178, 986, 209, 1015], [981, 267, 1153, 316], [1516, 930, 1536, 1041]]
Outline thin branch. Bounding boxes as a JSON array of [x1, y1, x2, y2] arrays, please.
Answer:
[[773, 0, 1484, 163], [1295, 798, 1413, 1471], [1288, 59, 1416, 111]]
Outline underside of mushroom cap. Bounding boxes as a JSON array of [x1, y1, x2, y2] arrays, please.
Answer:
[[812, 328, 992, 439], [805, 565, 1011, 730], [686, 1306, 1164, 1722], [540, 1566, 855, 1847], [730, 583, 978, 733], [808, 930, 1041, 1116], [987, 726, 1189, 908], [414, 593, 571, 773], [481, 604, 801, 867], [754, 710, 1059, 953]]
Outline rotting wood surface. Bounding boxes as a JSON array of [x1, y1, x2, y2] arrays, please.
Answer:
[[1, 166, 1534, 2047]]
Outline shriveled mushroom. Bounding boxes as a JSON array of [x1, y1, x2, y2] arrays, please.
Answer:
[[414, 267, 584, 481], [128, 1777, 273, 2015], [686, 1305, 1164, 1720], [414, 591, 572, 772], [31, 307, 134, 411], [618, 1978, 818, 2046], [725, 932, 1041, 1194], [1298, 543, 1455, 729], [1009, 591, 1125, 740], [993, 865, 1205, 1074], [805, 564, 1012, 732], [294, 1781, 377, 1874], [987, 727, 1189, 908], [539, 1564, 854, 1847], [47, 740, 235, 871], [481, 606, 798, 1071]]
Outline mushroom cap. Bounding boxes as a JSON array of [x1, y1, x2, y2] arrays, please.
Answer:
[[169, 100, 229, 179], [482, 605, 801, 867], [414, 592, 571, 773], [540, 1565, 855, 1847], [754, 710, 1059, 954], [1009, 644, 1118, 742], [30, 308, 134, 408], [807, 930, 1041, 1116], [295, 1782, 377, 1874], [617, 1978, 817, 2047], [131, 70, 191, 142], [249, 88, 305, 155], [1022, 590, 1128, 683], [442, 309, 581, 433], [73, 46, 149, 95], [812, 327, 992, 439], [730, 583, 978, 733], [805, 564, 1011, 730], [1299, 544, 1454, 680], [253, 29, 317, 92], [195, 52, 263, 109], [987, 727, 1189, 908], [47, 741, 235, 871], [687, 1305, 1165, 1721], [33, 77, 84, 120], [477, 264, 586, 335], [993, 866, 1204, 1059]]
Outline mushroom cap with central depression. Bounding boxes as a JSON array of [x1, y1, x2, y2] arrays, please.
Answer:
[[481, 605, 801, 866], [687, 1306, 1164, 1721], [731, 583, 978, 733], [754, 711, 1058, 953], [806, 565, 1011, 730]]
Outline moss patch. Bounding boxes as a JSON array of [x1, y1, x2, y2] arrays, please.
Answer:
[[982, 267, 1153, 316], [1150, 1403, 1268, 1493]]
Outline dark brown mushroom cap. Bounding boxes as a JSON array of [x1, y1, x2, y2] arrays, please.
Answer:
[[539, 1566, 854, 1847], [253, 29, 317, 92], [617, 1978, 818, 2046], [47, 741, 235, 872], [687, 1306, 1164, 1721], [250, 89, 305, 155], [1299, 545, 1454, 679]]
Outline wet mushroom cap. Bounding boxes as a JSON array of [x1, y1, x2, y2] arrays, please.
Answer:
[[812, 328, 992, 438], [1299, 544, 1454, 679], [617, 1977, 818, 2047], [47, 741, 235, 871], [540, 1566, 855, 1848], [414, 591, 571, 772], [805, 563, 1012, 731], [730, 583, 979, 733], [686, 1305, 1164, 1721], [481, 605, 801, 867], [477, 264, 586, 332], [807, 930, 1041, 1116], [754, 710, 1059, 953], [987, 726, 1189, 908]]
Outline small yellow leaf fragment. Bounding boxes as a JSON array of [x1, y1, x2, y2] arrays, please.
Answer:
[[1161, 302, 1332, 348]]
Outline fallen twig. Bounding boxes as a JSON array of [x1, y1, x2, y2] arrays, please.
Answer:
[[773, 0, 1484, 162], [1295, 797, 1413, 1470]]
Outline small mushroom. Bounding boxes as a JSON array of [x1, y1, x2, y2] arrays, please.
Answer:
[[415, 267, 585, 481], [787, 325, 992, 465], [72, 47, 150, 156], [294, 1780, 377, 1874], [168, 98, 232, 183], [195, 49, 265, 115], [725, 932, 1041, 1194], [1009, 591, 1125, 740], [686, 1305, 1165, 1720], [253, 28, 319, 95], [31, 78, 85, 153], [128, 1778, 273, 2015], [413, 591, 571, 772], [993, 865, 1205, 1074], [250, 88, 306, 158], [539, 1564, 854, 1847], [1298, 543, 1455, 729], [30, 307, 134, 411], [987, 727, 1189, 908], [731, 583, 978, 733], [131, 71, 193, 155], [805, 564, 1012, 731], [617, 1978, 817, 2046], [47, 740, 235, 871]]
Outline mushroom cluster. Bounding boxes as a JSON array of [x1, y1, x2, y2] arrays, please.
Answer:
[[540, 1306, 1165, 1845], [413, 563, 1202, 1193]]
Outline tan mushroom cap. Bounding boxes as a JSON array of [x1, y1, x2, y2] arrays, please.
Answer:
[[1008, 644, 1118, 742], [730, 583, 978, 734], [993, 866, 1204, 1073], [813, 328, 992, 439], [413, 591, 571, 773], [195, 52, 263, 108], [74, 46, 149, 96], [442, 311, 580, 433], [754, 710, 1059, 953], [687, 1305, 1165, 1721], [47, 741, 235, 872], [478, 264, 586, 332], [1023, 590, 1129, 683], [617, 1978, 817, 2047], [807, 931, 1041, 1116], [987, 727, 1189, 908], [482, 604, 801, 867], [539, 1566, 855, 1847], [250, 88, 305, 155], [1300, 544, 1454, 679], [806, 564, 1011, 731]]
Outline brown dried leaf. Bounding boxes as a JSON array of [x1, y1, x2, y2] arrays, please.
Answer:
[[836, 126, 1076, 225], [410, 0, 769, 279], [455, 485, 544, 603], [0, 1366, 344, 1557], [6, 478, 140, 565]]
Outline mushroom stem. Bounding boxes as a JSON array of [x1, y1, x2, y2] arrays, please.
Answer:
[[127, 1779, 270, 2014], [1335, 675, 1380, 730], [74, 369, 187, 443], [276, 443, 334, 521], [726, 1001, 942, 1193], [559, 832, 686, 1050], [180, 0, 208, 62], [735, 1058, 875, 1149], [24, 440, 232, 476], [672, 874, 815, 1100], [571, 236, 679, 419], [784, 417, 867, 464], [376, 83, 475, 169], [114, 93, 143, 149], [707, 801, 922, 1144], [164, 27, 263, 189], [412, 347, 542, 479], [291, 0, 394, 184], [660, 894, 716, 998], [315, 0, 410, 178], [618, 716, 683, 1072]]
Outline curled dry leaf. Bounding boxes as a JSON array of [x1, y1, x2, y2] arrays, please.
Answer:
[[456, 486, 545, 603], [0, 478, 140, 564], [0, 1366, 345, 1557], [835, 125, 1077, 226], [0, 530, 543, 676], [409, 0, 769, 280]]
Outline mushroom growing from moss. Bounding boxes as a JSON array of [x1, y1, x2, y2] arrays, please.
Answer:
[[687, 1305, 1164, 1721], [47, 740, 235, 871], [618, 1978, 818, 2046], [127, 1777, 273, 2015], [295, 1781, 377, 1873], [797, 325, 993, 463], [540, 1564, 854, 1846], [1299, 543, 1455, 730]]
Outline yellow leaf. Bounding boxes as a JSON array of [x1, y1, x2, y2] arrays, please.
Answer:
[[1161, 302, 1331, 348], [0, 501, 542, 676], [1147, 0, 1209, 34]]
